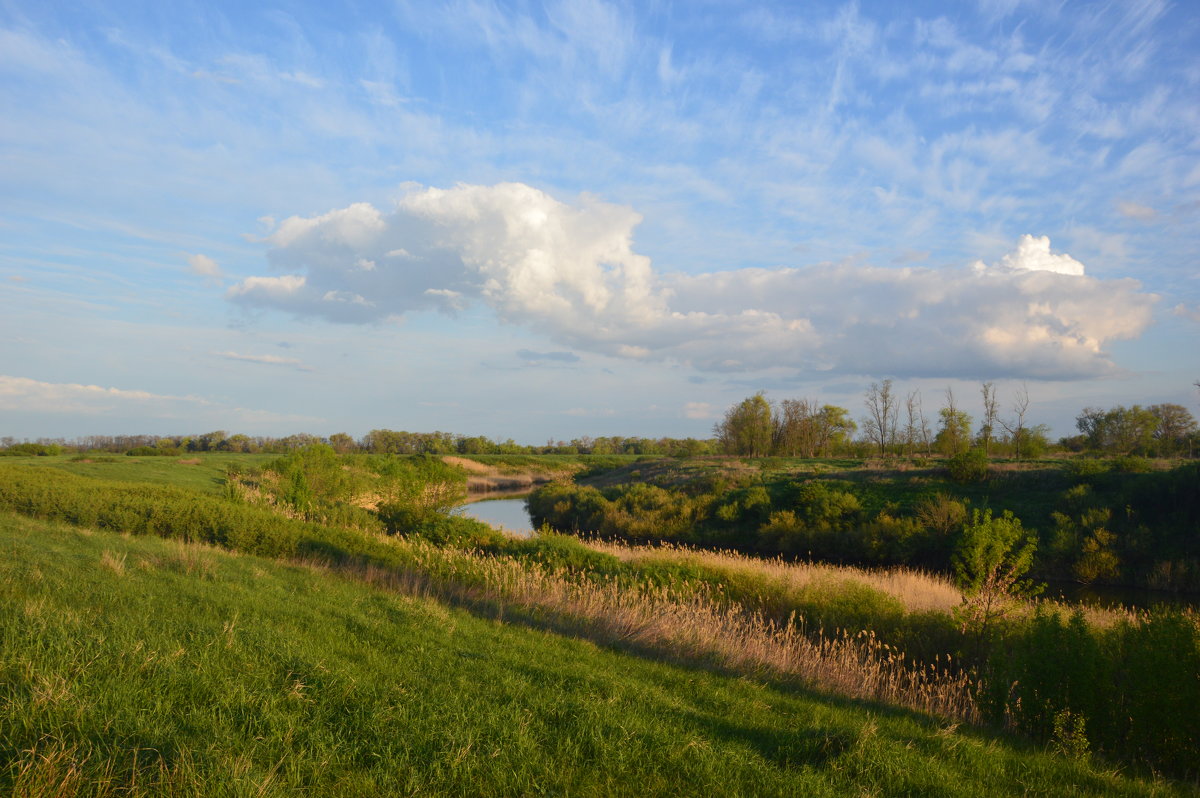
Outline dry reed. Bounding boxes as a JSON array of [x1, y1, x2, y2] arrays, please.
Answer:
[[584, 540, 965, 614], [310, 538, 981, 724]]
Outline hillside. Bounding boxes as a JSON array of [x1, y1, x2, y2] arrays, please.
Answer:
[[1, 511, 1190, 797]]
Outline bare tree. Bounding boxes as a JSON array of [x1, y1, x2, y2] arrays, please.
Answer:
[[979, 382, 998, 458], [917, 392, 933, 455], [999, 383, 1030, 461], [904, 390, 928, 457], [863, 379, 899, 456]]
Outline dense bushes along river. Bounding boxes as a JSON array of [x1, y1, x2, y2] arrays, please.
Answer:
[[528, 460, 1200, 592]]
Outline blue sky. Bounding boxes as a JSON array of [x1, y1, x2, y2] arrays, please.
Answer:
[[2, 0, 1198, 443]]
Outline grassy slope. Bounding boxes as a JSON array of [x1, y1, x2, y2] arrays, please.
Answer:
[[2, 454, 276, 495], [1, 514, 1186, 797]]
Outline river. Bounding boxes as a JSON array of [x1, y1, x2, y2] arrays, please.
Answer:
[[453, 493, 535, 537]]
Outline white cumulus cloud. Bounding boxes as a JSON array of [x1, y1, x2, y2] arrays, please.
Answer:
[[978, 234, 1085, 276], [228, 183, 1157, 379]]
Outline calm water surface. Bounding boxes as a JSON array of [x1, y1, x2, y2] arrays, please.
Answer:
[[453, 493, 535, 537]]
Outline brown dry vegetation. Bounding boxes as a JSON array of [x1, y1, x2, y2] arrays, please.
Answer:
[[587, 540, 965, 614], [300, 536, 981, 723], [443, 455, 577, 493]]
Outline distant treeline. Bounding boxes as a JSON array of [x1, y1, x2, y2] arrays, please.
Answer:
[[714, 381, 1198, 460], [0, 431, 718, 458], [3, 380, 1197, 459]]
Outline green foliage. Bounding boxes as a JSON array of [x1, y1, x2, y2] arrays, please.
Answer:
[[0, 464, 339, 560], [404, 513, 506, 548], [1064, 458, 1110, 477], [792, 481, 862, 529], [1, 442, 63, 456], [1110, 454, 1152, 473], [946, 449, 989, 483], [952, 510, 1041, 637], [502, 531, 625, 576], [124, 445, 177, 456], [984, 607, 1200, 778], [935, 408, 973, 456], [714, 392, 773, 456]]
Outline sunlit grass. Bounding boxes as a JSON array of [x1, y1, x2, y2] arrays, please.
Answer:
[[2, 512, 1181, 797]]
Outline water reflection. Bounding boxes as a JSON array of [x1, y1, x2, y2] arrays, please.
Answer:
[[1041, 580, 1198, 611], [453, 493, 535, 537]]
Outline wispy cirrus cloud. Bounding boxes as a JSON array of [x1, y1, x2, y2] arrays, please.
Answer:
[[215, 351, 314, 371], [0, 374, 318, 425]]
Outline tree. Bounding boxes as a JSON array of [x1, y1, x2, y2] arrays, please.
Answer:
[[979, 381, 998, 458], [773, 398, 815, 457], [953, 509, 1042, 638], [862, 380, 899, 456], [1148, 404, 1197, 457], [903, 390, 921, 457], [935, 388, 972, 456], [772, 399, 854, 457], [715, 393, 773, 457], [328, 432, 356, 454], [999, 383, 1031, 461], [1077, 405, 1158, 454]]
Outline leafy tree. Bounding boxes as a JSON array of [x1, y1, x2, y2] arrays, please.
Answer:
[[714, 393, 773, 456], [328, 432, 357, 454], [934, 387, 972, 456], [772, 399, 854, 457], [953, 509, 1042, 638], [1076, 405, 1158, 454], [935, 407, 973, 456], [1148, 404, 1197, 456]]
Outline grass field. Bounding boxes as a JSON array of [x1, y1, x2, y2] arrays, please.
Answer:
[[1, 453, 277, 495], [1, 512, 1187, 797]]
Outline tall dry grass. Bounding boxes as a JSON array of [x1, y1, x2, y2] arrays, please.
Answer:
[[307, 538, 981, 724], [585, 539, 965, 613]]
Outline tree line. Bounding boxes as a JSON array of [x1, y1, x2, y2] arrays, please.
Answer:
[[713, 380, 1199, 459], [0, 429, 720, 458], [4, 379, 1196, 460]]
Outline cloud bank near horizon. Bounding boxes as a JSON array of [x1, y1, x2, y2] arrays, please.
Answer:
[[228, 183, 1157, 380]]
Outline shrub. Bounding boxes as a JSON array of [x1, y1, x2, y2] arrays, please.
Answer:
[[503, 532, 624, 575], [952, 509, 1041, 639], [1110, 454, 1151, 473], [946, 450, 988, 483], [1064, 458, 1109, 477]]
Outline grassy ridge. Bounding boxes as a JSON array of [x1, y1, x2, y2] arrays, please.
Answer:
[[1, 453, 277, 495], [0, 513, 1184, 797]]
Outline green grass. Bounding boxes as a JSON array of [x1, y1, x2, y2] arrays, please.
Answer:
[[2, 513, 1188, 797], [4, 453, 276, 495]]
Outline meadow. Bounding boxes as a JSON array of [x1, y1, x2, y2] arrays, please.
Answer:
[[0, 452, 1197, 794]]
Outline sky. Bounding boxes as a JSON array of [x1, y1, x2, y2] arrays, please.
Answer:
[[1, 0, 1198, 444]]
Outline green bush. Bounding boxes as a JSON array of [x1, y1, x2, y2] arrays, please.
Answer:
[[1064, 458, 1109, 477], [985, 607, 1200, 778], [1110, 455, 1151, 473], [503, 532, 625, 575], [946, 450, 989, 483], [126, 446, 176, 456], [1, 443, 62, 456]]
